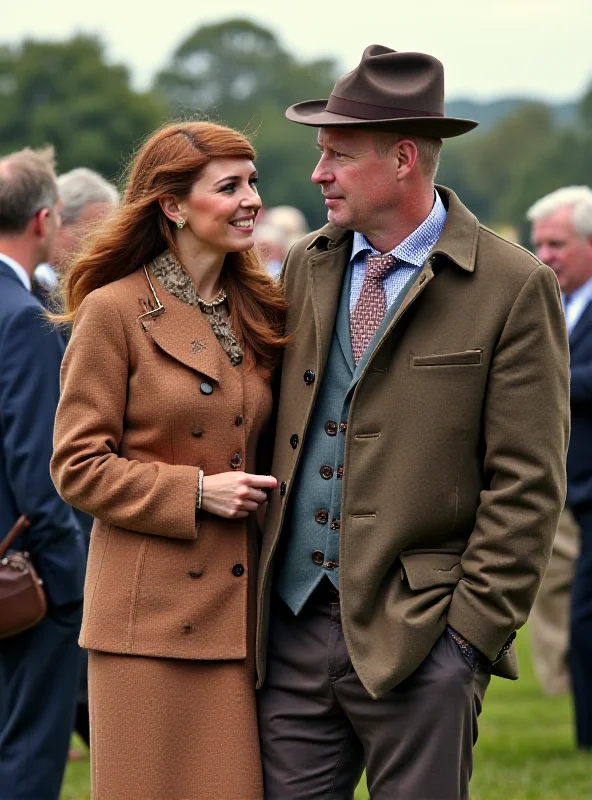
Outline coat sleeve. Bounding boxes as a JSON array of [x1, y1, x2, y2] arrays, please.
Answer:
[[0, 303, 86, 607], [51, 289, 200, 540], [447, 264, 570, 663]]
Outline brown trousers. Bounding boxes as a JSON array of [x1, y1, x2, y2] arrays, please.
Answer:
[[529, 507, 580, 695], [258, 582, 490, 800]]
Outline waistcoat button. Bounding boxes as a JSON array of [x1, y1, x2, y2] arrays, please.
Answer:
[[290, 434, 299, 449], [230, 453, 242, 469], [315, 510, 329, 524], [339, 422, 347, 434], [330, 519, 341, 530], [303, 370, 315, 385], [324, 420, 338, 436], [311, 550, 324, 565], [336, 466, 343, 480], [320, 465, 333, 480]]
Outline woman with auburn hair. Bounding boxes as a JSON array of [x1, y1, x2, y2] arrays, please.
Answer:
[[50, 121, 287, 799]]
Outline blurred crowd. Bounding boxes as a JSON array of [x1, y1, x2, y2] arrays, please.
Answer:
[[1, 142, 592, 798]]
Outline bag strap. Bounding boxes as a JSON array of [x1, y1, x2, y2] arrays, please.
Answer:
[[0, 515, 31, 559]]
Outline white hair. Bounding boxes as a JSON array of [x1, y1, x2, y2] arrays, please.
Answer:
[[57, 168, 119, 226], [526, 186, 592, 238]]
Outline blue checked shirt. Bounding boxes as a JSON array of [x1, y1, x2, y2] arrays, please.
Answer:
[[349, 190, 447, 313]]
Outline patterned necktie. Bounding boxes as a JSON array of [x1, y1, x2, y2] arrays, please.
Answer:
[[350, 253, 397, 364]]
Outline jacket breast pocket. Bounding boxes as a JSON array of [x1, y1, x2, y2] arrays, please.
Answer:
[[411, 349, 483, 368]]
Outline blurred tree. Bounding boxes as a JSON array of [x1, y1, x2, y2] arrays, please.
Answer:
[[0, 36, 167, 182], [154, 19, 338, 227]]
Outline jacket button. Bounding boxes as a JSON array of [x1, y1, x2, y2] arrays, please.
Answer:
[[290, 434, 299, 449], [232, 564, 245, 577], [230, 453, 242, 469], [280, 481, 287, 496], [311, 550, 324, 565], [320, 465, 333, 480], [191, 427, 204, 438], [330, 519, 341, 530], [315, 509, 329, 524], [324, 420, 338, 436], [188, 569, 203, 578], [303, 370, 315, 385], [200, 382, 213, 395], [235, 415, 244, 427]]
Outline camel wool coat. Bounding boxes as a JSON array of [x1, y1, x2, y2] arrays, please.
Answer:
[[256, 186, 570, 699], [51, 266, 272, 661]]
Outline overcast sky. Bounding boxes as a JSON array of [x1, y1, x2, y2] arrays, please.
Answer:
[[4, 0, 591, 102]]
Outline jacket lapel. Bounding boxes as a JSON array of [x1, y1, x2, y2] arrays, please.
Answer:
[[308, 234, 353, 382], [335, 261, 355, 374], [138, 283, 225, 383], [569, 299, 592, 351]]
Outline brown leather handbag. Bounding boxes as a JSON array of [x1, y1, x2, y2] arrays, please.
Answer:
[[0, 515, 47, 638]]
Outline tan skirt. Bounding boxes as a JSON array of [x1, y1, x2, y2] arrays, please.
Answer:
[[88, 651, 263, 799]]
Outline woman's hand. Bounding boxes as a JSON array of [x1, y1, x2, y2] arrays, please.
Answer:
[[201, 472, 278, 519]]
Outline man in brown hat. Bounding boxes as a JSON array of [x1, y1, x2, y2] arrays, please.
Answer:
[[256, 46, 570, 798]]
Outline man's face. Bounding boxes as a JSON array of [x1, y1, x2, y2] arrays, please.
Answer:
[[311, 128, 401, 236], [531, 205, 592, 294], [52, 201, 113, 270]]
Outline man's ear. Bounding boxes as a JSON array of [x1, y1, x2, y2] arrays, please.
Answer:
[[395, 139, 418, 180], [32, 208, 50, 239]]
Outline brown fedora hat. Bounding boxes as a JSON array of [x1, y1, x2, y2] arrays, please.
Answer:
[[286, 45, 478, 138]]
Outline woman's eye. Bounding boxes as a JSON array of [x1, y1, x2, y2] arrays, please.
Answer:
[[221, 183, 236, 193], [250, 178, 259, 191]]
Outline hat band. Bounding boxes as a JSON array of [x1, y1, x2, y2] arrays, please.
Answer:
[[326, 95, 444, 120]]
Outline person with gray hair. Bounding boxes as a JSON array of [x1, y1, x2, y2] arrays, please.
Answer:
[[0, 147, 86, 799], [528, 185, 592, 750]]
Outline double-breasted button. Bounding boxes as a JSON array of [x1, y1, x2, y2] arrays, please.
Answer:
[[230, 453, 242, 469], [337, 467, 343, 480], [339, 422, 347, 434], [290, 434, 299, 449], [303, 370, 315, 385], [325, 560, 338, 570], [280, 481, 287, 496], [320, 465, 333, 480], [232, 564, 245, 577], [330, 519, 341, 530], [235, 415, 244, 427], [188, 569, 203, 578], [200, 381, 213, 395], [315, 510, 329, 525], [324, 421, 338, 436], [311, 550, 324, 565]]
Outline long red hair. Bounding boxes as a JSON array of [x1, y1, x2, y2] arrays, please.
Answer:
[[57, 121, 288, 369]]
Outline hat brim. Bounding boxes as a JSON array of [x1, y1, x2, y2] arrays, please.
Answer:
[[286, 100, 478, 138]]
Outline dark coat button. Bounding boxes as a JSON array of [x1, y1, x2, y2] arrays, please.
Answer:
[[200, 382, 213, 395], [191, 427, 204, 438], [330, 519, 341, 530], [339, 422, 347, 434], [324, 420, 338, 436], [315, 510, 329, 524], [311, 550, 324, 565], [232, 564, 245, 577], [320, 465, 334, 480], [235, 415, 244, 427], [230, 453, 243, 469], [280, 481, 287, 496], [181, 623, 193, 634], [188, 569, 203, 578], [290, 434, 299, 449], [337, 466, 343, 480], [303, 370, 315, 385]]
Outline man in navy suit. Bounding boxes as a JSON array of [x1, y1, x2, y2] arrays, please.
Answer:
[[529, 186, 592, 749], [0, 147, 86, 799]]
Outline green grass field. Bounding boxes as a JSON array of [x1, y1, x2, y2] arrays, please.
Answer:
[[60, 632, 591, 799]]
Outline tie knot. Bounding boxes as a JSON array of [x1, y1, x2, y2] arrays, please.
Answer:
[[365, 253, 396, 280]]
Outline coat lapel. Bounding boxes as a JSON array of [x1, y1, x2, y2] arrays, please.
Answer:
[[138, 282, 225, 383], [569, 299, 592, 352], [308, 235, 353, 382]]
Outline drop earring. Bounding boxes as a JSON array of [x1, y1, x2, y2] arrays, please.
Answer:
[[177, 218, 186, 229]]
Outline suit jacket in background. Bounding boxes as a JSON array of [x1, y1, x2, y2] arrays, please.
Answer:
[[0, 260, 85, 608], [256, 186, 570, 699], [566, 300, 592, 510]]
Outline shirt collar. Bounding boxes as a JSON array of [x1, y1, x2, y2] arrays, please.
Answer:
[[0, 253, 31, 291], [350, 190, 447, 268], [563, 277, 592, 310]]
